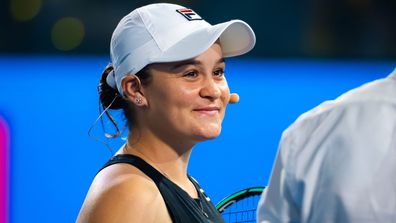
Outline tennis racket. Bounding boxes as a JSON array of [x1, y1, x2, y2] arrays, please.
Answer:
[[216, 186, 265, 223]]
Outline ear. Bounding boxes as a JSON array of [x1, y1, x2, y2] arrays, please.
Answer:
[[121, 75, 148, 107]]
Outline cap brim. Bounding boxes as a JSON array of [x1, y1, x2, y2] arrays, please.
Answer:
[[151, 20, 256, 63]]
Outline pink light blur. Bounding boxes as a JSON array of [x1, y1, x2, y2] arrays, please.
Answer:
[[0, 116, 9, 223]]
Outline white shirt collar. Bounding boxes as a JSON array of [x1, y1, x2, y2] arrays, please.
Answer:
[[389, 68, 396, 80]]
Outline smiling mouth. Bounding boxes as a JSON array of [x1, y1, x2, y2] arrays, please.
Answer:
[[193, 107, 220, 115]]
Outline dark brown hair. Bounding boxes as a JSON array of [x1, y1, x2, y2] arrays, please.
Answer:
[[98, 64, 152, 130]]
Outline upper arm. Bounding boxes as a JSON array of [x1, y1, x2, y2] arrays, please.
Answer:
[[257, 104, 340, 221], [76, 170, 170, 223], [258, 100, 396, 222], [257, 141, 301, 222]]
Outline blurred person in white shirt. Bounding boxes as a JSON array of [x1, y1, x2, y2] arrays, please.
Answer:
[[257, 68, 396, 223]]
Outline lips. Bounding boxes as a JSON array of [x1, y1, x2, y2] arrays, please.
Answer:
[[193, 106, 220, 115]]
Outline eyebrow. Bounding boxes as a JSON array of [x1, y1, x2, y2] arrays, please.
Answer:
[[170, 57, 225, 71]]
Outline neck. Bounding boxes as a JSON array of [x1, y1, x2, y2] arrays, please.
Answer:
[[119, 124, 200, 198], [121, 138, 198, 198], [120, 129, 195, 184]]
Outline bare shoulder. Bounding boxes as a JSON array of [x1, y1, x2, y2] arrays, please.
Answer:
[[76, 164, 171, 223]]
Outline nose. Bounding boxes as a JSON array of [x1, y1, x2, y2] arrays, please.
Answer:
[[199, 76, 222, 101]]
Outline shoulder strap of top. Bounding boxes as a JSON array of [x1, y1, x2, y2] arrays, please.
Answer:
[[99, 154, 164, 184], [99, 154, 225, 223], [189, 176, 226, 223]]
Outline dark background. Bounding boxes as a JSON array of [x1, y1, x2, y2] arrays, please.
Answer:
[[3, 0, 396, 59]]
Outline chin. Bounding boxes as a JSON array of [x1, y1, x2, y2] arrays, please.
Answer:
[[193, 127, 222, 141]]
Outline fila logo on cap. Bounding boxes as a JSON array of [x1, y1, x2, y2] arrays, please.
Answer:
[[176, 9, 202, 21]]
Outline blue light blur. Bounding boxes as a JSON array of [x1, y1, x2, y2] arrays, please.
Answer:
[[0, 55, 394, 222]]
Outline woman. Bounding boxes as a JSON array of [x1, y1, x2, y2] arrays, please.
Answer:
[[77, 3, 255, 223]]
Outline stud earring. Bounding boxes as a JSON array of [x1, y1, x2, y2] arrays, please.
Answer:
[[135, 97, 143, 105]]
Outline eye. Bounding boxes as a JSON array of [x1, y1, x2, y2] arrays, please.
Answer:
[[213, 68, 224, 77], [183, 71, 199, 78]]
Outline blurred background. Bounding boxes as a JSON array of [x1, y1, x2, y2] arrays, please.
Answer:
[[0, 0, 395, 222], [3, 0, 396, 57]]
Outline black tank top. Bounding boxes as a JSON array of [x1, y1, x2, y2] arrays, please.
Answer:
[[100, 154, 225, 223]]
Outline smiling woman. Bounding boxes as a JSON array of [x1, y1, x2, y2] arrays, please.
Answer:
[[139, 44, 229, 143], [76, 3, 255, 223]]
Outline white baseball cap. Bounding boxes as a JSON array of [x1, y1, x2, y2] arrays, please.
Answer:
[[107, 3, 256, 94]]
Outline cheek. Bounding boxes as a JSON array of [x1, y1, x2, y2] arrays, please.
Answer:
[[149, 86, 195, 117], [220, 82, 231, 105], [172, 86, 199, 106]]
